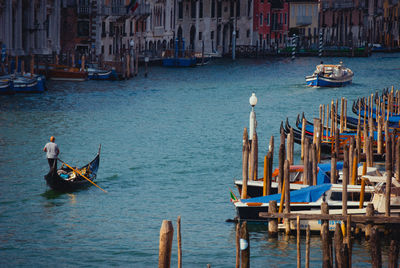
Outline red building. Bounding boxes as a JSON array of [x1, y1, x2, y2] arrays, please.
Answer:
[[253, 0, 289, 50]]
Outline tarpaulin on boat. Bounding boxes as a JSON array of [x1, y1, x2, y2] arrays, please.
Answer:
[[241, 183, 332, 203], [317, 162, 343, 185]]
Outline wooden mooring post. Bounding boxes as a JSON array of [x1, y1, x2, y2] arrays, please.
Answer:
[[241, 128, 249, 199], [177, 216, 182, 268], [158, 220, 174, 268], [240, 221, 250, 268], [268, 200, 278, 237]]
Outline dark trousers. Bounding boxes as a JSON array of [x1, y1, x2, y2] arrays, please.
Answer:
[[48, 158, 57, 169]]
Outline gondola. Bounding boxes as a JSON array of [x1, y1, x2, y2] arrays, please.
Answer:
[[44, 146, 101, 192]]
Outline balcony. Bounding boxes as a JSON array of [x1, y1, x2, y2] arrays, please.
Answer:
[[333, 1, 354, 9], [134, 3, 151, 19], [153, 26, 165, 37], [296, 16, 312, 26], [271, 23, 283, 31], [78, 5, 91, 15], [321, 1, 330, 9], [101, 5, 128, 17]]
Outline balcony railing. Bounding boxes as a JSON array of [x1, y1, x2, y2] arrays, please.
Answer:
[[101, 5, 128, 16], [134, 3, 151, 18], [333, 1, 354, 9], [78, 5, 91, 15], [296, 16, 312, 26], [321, 1, 330, 9], [153, 26, 165, 37]]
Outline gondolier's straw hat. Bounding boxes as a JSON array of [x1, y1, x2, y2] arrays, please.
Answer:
[[50, 136, 55, 142]]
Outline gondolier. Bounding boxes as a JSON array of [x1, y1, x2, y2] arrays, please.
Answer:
[[43, 136, 59, 169]]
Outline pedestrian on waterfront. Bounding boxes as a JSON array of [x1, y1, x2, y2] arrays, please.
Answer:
[[43, 136, 59, 169]]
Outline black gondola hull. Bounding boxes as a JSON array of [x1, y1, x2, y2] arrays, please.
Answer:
[[44, 150, 100, 192]]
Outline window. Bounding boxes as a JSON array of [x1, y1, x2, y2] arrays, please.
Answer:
[[200, 0, 203, 18], [109, 22, 114, 37], [191, 0, 196, 18], [217, 1, 222, 17], [130, 21, 133, 36], [77, 21, 89, 37], [211, 31, 214, 39], [247, 29, 250, 38], [267, 13, 270, 25], [101, 45, 104, 54], [102, 22, 106, 37], [236, 30, 239, 39], [230, 0, 234, 17], [109, 44, 112, 55], [285, 13, 287, 24], [199, 32, 202, 40], [237, 0, 240, 17], [248, 0, 251, 17], [211, 0, 215, 17], [179, 1, 183, 19], [308, 27, 311, 37], [260, 13, 263, 26]]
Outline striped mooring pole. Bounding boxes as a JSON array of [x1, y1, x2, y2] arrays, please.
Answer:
[[292, 34, 296, 60], [319, 30, 323, 57]]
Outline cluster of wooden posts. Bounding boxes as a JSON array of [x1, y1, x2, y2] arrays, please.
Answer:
[[237, 87, 400, 267], [0, 50, 145, 79], [236, 205, 400, 268]]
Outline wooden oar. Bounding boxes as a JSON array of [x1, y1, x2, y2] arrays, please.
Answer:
[[58, 158, 107, 193]]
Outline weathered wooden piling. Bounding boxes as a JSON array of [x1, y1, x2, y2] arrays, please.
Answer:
[[253, 132, 258, 180], [321, 202, 332, 268], [236, 222, 240, 268], [365, 204, 374, 240], [312, 144, 318, 185], [284, 160, 291, 235], [268, 200, 278, 237], [278, 143, 285, 194], [177, 216, 182, 268], [334, 223, 344, 268], [159, 220, 174, 268], [263, 152, 272, 196], [335, 129, 340, 158], [342, 156, 349, 216], [386, 136, 393, 217], [289, 128, 294, 165], [240, 221, 250, 268], [388, 230, 399, 268], [370, 227, 381, 268], [287, 132, 292, 165], [297, 216, 301, 268], [241, 128, 249, 199], [331, 152, 337, 184], [306, 225, 310, 268], [303, 138, 310, 185]]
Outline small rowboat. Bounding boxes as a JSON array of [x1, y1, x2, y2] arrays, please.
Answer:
[[44, 146, 100, 192]]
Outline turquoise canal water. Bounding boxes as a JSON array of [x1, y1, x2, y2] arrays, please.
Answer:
[[1, 54, 399, 267]]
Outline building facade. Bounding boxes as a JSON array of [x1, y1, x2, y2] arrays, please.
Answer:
[[0, 0, 62, 56], [175, 0, 253, 55], [288, 0, 318, 49], [253, 0, 289, 50], [319, 0, 372, 48]]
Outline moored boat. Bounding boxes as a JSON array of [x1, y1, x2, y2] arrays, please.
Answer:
[[44, 147, 100, 192], [87, 67, 117, 80], [306, 62, 353, 87], [0, 76, 14, 95], [48, 66, 88, 81], [233, 183, 375, 222]]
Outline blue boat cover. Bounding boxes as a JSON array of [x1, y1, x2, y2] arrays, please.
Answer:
[[241, 183, 332, 203], [317, 162, 343, 185]]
